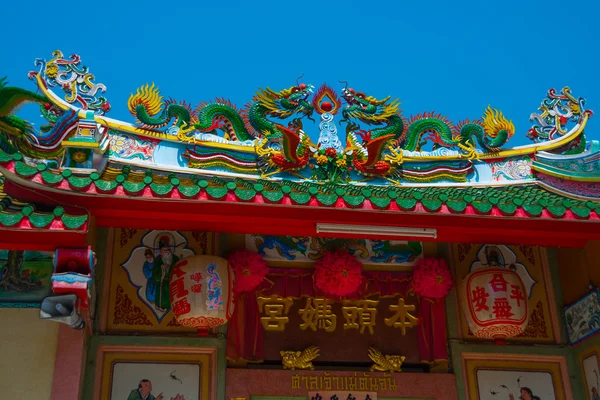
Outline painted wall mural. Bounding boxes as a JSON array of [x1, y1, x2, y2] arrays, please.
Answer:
[[108, 133, 156, 163], [0, 250, 53, 306], [491, 156, 533, 182], [564, 290, 600, 345], [121, 231, 196, 322], [246, 235, 423, 267], [462, 354, 571, 400], [103, 229, 217, 332], [582, 350, 600, 400], [111, 363, 199, 400], [476, 370, 555, 399], [452, 244, 557, 343], [94, 345, 214, 400]]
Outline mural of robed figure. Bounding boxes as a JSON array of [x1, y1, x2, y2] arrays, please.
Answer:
[[152, 236, 180, 311], [143, 248, 156, 303], [127, 379, 164, 400]]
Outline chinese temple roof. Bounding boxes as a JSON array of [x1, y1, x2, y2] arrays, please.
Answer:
[[0, 51, 599, 247], [0, 172, 88, 249], [1, 148, 598, 220]]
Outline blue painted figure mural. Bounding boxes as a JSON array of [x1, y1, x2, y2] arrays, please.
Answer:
[[142, 248, 156, 303], [370, 240, 423, 264], [254, 235, 309, 261], [205, 263, 223, 311]]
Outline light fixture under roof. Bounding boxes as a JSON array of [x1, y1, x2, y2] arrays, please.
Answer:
[[316, 223, 437, 239]]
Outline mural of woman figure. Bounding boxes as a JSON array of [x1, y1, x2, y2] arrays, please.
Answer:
[[142, 248, 156, 303]]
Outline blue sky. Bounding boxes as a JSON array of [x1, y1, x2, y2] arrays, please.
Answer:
[[2, 0, 599, 146]]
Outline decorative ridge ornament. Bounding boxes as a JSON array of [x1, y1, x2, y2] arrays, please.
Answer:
[[314, 250, 364, 298], [313, 84, 341, 115], [368, 347, 405, 372], [30, 50, 110, 115], [528, 87, 594, 154], [316, 112, 343, 155], [1, 50, 599, 215], [281, 345, 320, 370], [12, 51, 593, 165]]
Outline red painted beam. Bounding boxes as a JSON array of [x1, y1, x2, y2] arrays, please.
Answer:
[[5, 179, 599, 248], [0, 229, 88, 251], [93, 208, 591, 247]]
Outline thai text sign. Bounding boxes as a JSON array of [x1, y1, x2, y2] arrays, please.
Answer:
[[309, 392, 376, 400], [257, 295, 419, 335], [292, 372, 397, 391]]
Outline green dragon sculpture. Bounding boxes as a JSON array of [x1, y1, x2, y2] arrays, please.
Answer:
[[128, 81, 315, 143], [0, 77, 48, 136], [244, 83, 315, 140], [128, 83, 193, 131], [340, 85, 405, 177], [455, 107, 516, 153], [340, 84, 516, 176], [0, 77, 65, 159]]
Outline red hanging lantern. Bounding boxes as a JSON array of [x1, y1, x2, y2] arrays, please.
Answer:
[[314, 250, 364, 297], [169, 255, 235, 331], [227, 249, 268, 293], [459, 268, 528, 339], [412, 257, 453, 300]]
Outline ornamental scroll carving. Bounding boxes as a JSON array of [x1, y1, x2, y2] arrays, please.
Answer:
[[192, 231, 208, 253], [457, 243, 472, 262], [517, 301, 548, 338], [119, 228, 137, 248], [519, 245, 536, 265], [113, 284, 153, 326]]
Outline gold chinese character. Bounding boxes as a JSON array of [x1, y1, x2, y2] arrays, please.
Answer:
[[342, 299, 379, 334], [384, 297, 419, 335], [257, 295, 293, 331], [299, 297, 337, 332]]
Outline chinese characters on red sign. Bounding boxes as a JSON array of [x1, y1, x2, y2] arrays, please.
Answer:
[[170, 263, 191, 318]]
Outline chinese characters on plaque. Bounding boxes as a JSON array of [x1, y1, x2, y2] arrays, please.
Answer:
[[257, 295, 419, 335]]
